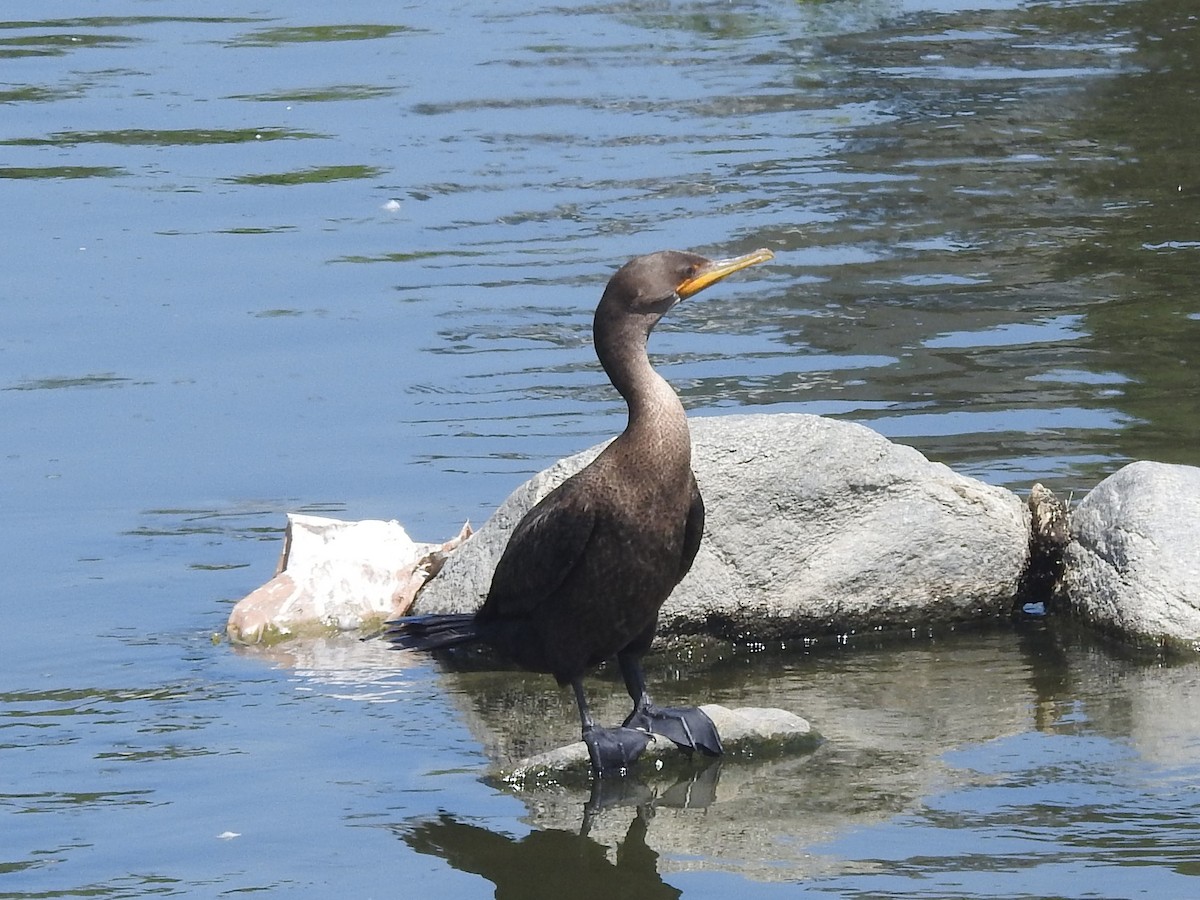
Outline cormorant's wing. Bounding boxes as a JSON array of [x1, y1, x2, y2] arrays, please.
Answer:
[[677, 474, 704, 583], [480, 480, 597, 619]]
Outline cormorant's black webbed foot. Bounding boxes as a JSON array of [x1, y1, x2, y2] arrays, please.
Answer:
[[581, 725, 653, 776], [623, 703, 723, 758]]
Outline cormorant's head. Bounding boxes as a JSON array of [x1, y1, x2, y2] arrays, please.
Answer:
[[598, 247, 774, 325]]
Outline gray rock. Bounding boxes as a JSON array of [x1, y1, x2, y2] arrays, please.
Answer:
[[1062, 460, 1200, 651], [416, 413, 1031, 639], [502, 704, 818, 782]]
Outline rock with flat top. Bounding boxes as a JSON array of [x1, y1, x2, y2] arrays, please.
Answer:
[[502, 705, 818, 782]]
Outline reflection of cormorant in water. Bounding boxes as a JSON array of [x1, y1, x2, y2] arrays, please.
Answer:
[[387, 248, 773, 775], [1013, 603, 1074, 732], [402, 809, 681, 900]]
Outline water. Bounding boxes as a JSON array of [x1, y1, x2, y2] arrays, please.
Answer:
[[3, 0, 1199, 895]]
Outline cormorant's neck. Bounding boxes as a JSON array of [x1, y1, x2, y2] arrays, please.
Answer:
[[594, 313, 687, 442]]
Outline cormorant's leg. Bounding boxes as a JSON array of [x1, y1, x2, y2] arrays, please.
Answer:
[[571, 678, 651, 777], [617, 650, 723, 758]]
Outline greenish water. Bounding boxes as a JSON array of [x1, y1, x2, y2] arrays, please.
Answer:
[[3, 0, 1199, 896]]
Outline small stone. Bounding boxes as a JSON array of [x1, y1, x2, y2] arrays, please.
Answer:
[[501, 705, 818, 782]]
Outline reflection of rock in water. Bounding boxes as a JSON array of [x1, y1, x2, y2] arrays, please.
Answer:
[[229, 635, 422, 703], [401, 809, 682, 900], [1126, 662, 1200, 772], [231, 626, 1200, 883], [423, 632, 1042, 881]]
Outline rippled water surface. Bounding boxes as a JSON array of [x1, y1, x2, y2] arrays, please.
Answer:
[[4, 0, 1199, 896]]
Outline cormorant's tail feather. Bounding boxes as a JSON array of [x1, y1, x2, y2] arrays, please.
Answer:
[[385, 613, 482, 652]]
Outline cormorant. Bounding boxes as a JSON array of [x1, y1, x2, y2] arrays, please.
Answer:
[[387, 247, 774, 775]]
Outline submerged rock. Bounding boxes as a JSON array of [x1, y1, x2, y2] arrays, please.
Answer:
[[417, 413, 1031, 640], [502, 704, 818, 783], [1062, 460, 1200, 651]]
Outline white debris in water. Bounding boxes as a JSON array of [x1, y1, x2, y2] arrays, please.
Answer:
[[225, 513, 470, 644]]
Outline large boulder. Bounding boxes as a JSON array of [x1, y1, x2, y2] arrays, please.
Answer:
[[1062, 460, 1200, 651], [415, 413, 1031, 639]]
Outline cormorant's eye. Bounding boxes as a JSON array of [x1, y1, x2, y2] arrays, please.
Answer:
[[683, 264, 699, 280]]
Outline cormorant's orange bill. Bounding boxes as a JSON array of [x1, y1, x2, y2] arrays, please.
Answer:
[[676, 247, 774, 299]]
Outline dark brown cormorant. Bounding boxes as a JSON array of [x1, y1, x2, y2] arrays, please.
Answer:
[[387, 247, 774, 775]]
